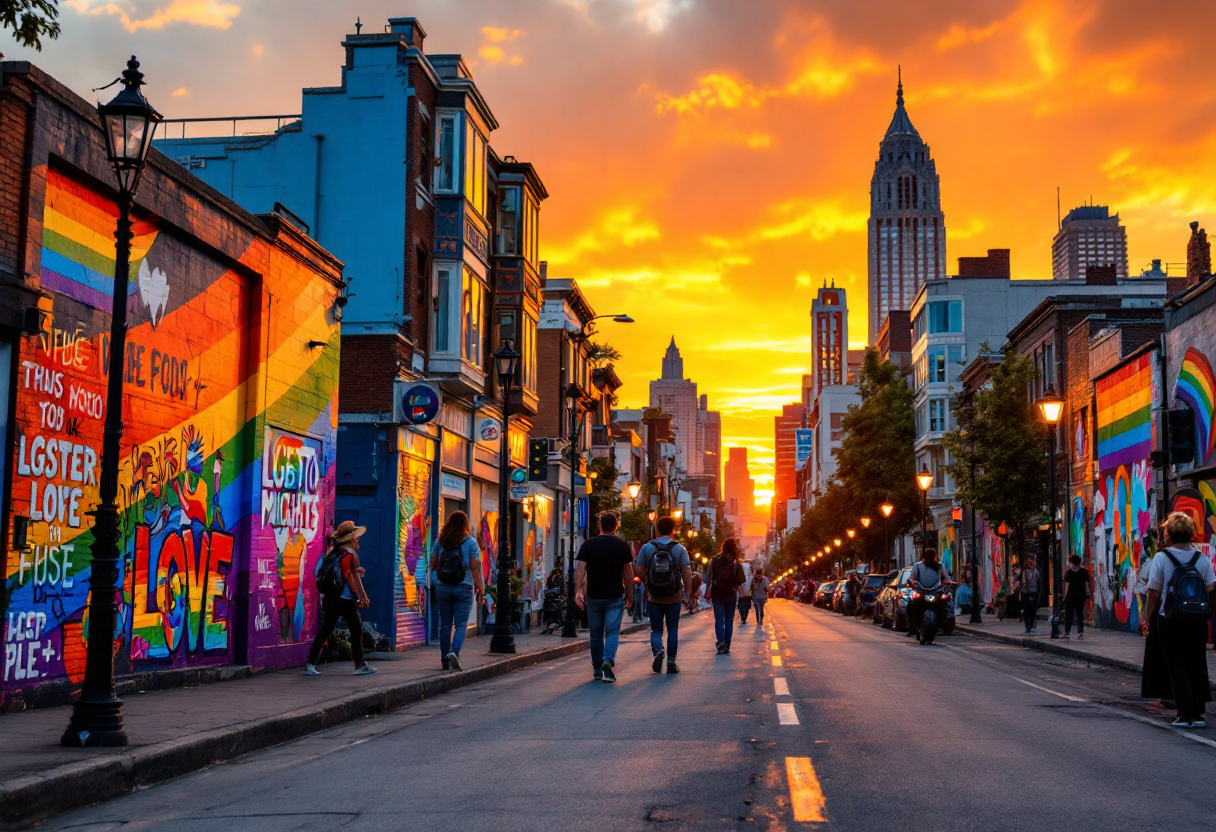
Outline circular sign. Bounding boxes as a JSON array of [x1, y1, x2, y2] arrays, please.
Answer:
[[510, 467, 528, 484], [477, 417, 501, 443], [401, 384, 440, 425]]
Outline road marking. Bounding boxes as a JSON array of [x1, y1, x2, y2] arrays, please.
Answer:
[[777, 702, 799, 725], [949, 644, 1216, 752], [771, 640, 780, 650], [785, 757, 827, 822], [771, 655, 783, 666], [774, 677, 790, 695]]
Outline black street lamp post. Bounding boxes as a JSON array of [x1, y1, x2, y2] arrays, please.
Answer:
[[916, 465, 933, 556], [489, 341, 521, 654], [62, 57, 161, 748], [1038, 388, 1064, 640], [562, 383, 585, 638]]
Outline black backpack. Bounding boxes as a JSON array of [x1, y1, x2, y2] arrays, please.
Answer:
[[315, 549, 346, 596], [646, 541, 681, 596], [1162, 550, 1211, 620], [712, 557, 741, 593], [435, 543, 467, 586]]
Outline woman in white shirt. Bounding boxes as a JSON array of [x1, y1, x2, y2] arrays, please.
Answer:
[[1139, 512, 1216, 728]]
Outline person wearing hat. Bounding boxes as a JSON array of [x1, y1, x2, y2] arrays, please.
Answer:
[[306, 520, 377, 676]]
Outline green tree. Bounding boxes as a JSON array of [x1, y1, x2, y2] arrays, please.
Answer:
[[618, 505, 652, 543], [2, 0, 60, 50], [832, 349, 919, 562], [942, 345, 1047, 573], [587, 454, 621, 520], [587, 341, 621, 368]]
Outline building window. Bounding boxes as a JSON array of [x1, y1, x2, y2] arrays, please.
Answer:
[[435, 114, 459, 193], [461, 265, 484, 366], [947, 345, 966, 382], [464, 123, 487, 217], [520, 313, 537, 393], [929, 398, 948, 432], [523, 194, 539, 268], [927, 300, 962, 334], [497, 186, 520, 255], [434, 263, 454, 352], [928, 347, 946, 384]]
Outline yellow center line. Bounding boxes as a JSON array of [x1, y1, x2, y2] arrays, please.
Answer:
[[786, 756, 827, 823], [771, 655, 783, 666], [771, 640, 779, 650]]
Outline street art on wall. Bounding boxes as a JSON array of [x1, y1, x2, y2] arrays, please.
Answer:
[[1171, 484, 1216, 552], [3, 168, 339, 704], [1174, 348, 1216, 467], [395, 452, 432, 649], [1093, 352, 1158, 631], [478, 511, 497, 586]]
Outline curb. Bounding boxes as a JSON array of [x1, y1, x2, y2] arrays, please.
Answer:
[[0, 622, 651, 830], [955, 624, 1145, 675]]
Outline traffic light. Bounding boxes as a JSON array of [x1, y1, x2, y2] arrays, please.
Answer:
[[1169, 407, 1196, 465], [528, 439, 549, 481]]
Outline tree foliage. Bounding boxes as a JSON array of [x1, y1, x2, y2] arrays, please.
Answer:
[[587, 454, 621, 521], [942, 345, 1047, 565], [2, 0, 60, 50]]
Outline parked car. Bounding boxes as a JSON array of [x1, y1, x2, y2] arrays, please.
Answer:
[[813, 581, 838, 609], [832, 578, 857, 616], [857, 572, 890, 619], [876, 566, 915, 630], [871, 572, 899, 627]]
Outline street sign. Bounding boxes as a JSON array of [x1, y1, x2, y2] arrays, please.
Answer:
[[794, 429, 813, 471], [510, 484, 529, 501], [394, 381, 441, 425]]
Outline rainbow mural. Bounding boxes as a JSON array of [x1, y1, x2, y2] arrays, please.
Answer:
[[1092, 352, 1158, 632], [1174, 347, 1216, 467], [3, 167, 340, 704]]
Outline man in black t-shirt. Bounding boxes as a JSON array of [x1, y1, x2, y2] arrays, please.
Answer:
[[576, 512, 635, 683]]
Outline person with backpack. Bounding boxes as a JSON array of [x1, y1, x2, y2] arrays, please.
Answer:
[[751, 570, 770, 625], [707, 538, 746, 654], [634, 515, 693, 674], [1062, 555, 1093, 640], [737, 567, 753, 625], [306, 520, 377, 676], [1140, 511, 1216, 728], [574, 512, 635, 682], [429, 511, 484, 671]]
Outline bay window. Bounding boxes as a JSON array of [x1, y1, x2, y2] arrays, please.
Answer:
[[497, 186, 520, 255], [461, 265, 484, 366], [433, 262, 487, 371], [464, 123, 487, 217]]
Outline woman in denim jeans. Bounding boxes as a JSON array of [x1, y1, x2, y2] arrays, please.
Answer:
[[429, 512, 484, 670]]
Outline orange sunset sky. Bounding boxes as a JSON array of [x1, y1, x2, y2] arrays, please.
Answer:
[[7, 0, 1216, 504]]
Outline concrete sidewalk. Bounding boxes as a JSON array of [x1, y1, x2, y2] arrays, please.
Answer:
[[0, 620, 656, 830], [956, 613, 1216, 682]]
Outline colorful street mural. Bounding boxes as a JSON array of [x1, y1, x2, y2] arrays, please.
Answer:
[[1174, 348, 1216, 467], [1092, 352, 1158, 632], [1171, 484, 1216, 551], [395, 451, 432, 649], [3, 168, 339, 703]]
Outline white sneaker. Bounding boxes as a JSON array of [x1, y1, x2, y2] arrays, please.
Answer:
[[304, 664, 322, 676], [353, 664, 378, 676], [447, 652, 462, 671]]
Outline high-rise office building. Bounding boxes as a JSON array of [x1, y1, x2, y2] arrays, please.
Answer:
[[810, 284, 848, 400], [1051, 205, 1129, 281], [773, 403, 806, 518], [724, 447, 755, 519], [649, 337, 699, 474], [867, 70, 946, 344]]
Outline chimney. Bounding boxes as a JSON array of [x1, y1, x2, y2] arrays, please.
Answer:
[[388, 17, 426, 50], [1085, 265, 1117, 286], [539, 260, 548, 285], [957, 248, 1011, 279], [1187, 221, 1212, 288]]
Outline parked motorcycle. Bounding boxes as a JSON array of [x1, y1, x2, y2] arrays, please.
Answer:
[[909, 581, 952, 645], [540, 588, 564, 634]]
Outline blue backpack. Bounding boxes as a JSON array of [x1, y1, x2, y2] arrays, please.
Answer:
[[1162, 550, 1211, 620]]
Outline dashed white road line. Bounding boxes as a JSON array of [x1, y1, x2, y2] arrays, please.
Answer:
[[774, 677, 790, 696], [777, 702, 799, 725]]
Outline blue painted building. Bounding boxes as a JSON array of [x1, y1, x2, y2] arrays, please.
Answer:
[[154, 17, 552, 650]]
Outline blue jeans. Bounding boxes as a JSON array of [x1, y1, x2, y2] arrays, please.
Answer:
[[587, 597, 626, 668], [436, 583, 474, 658], [632, 584, 645, 621], [648, 601, 682, 659], [712, 594, 737, 648]]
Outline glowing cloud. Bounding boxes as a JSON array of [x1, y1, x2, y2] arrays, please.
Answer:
[[73, 0, 241, 31]]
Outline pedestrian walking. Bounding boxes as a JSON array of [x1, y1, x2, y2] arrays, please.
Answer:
[[1019, 556, 1040, 634], [1062, 555, 1093, 640], [574, 511, 634, 683], [631, 575, 645, 623], [634, 515, 694, 674], [306, 520, 377, 677], [1140, 512, 1216, 728], [752, 570, 770, 624], [429, 511, 484, 671], [737, 567, 753, 625], [708, 538, 746, 654]]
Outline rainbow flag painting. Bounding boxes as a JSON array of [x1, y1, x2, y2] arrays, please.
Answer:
[[1096, 353, 1155, 473], [1174, 347, 1216, 466]]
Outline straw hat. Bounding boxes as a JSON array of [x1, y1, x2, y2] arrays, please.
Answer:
[[329, 520, 366, 547]]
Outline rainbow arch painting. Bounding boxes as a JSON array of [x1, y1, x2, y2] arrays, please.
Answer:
[[1174, 347, 1216, 466]]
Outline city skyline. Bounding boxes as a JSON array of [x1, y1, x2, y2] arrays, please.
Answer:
[[8, 0, 1214, 500]]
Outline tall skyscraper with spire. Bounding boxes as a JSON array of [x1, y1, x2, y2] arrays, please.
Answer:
[[867, 69, 946, 344], [650, 337, 700, 476]]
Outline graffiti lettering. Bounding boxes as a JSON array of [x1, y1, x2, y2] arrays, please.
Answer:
[[38, 401, 64, 431], [20, 361, 64, 398], [149, 349, 190, 400], [126, 342, 146, 388], [15, 543, 75, 588], [38, 322, 93, 371], [67, 383, 104, 419]]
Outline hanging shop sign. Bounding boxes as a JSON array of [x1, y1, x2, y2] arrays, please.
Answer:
[[393, 380, 442, 425]]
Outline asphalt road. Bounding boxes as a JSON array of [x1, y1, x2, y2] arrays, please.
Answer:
[[38, 600, 1216, 831]]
